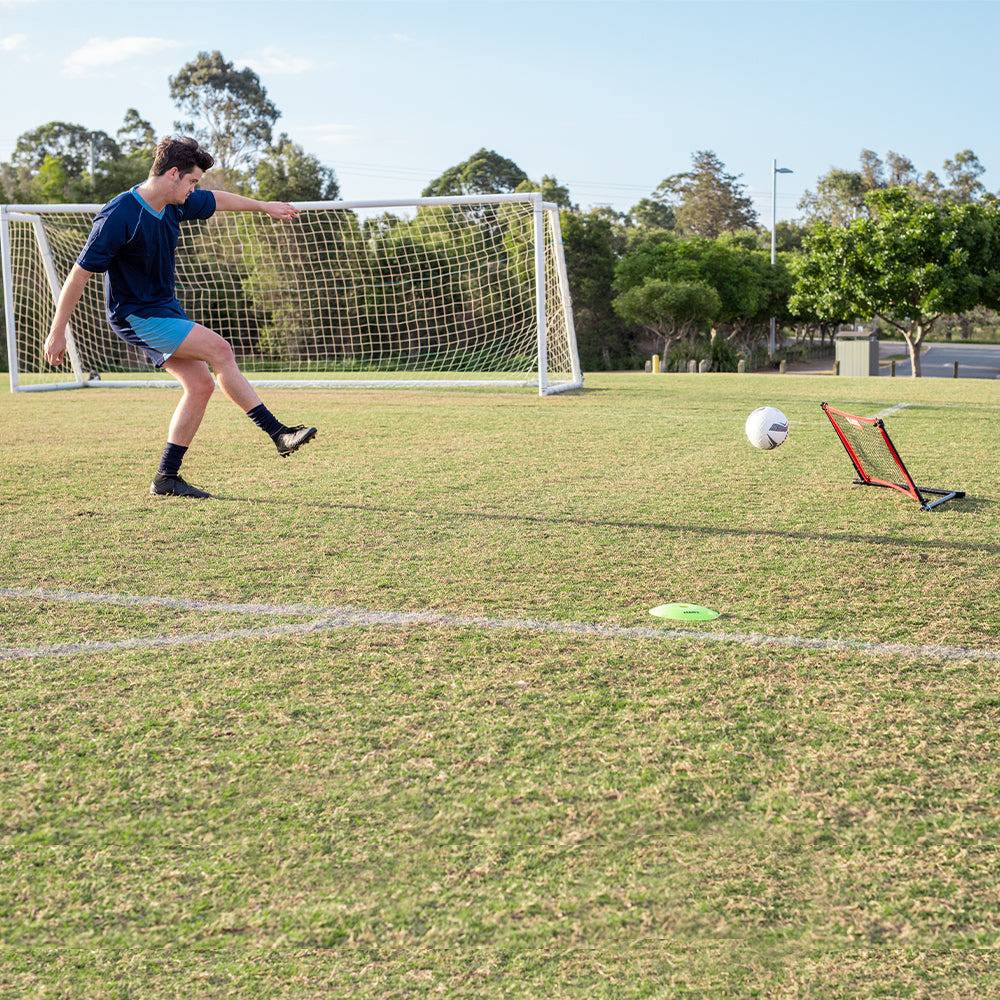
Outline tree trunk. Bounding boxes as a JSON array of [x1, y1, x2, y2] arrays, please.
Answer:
[[905, 327, 922, 378]]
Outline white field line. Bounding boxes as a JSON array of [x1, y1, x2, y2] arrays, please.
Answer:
[[1, 586, 998, 663], [0, 619, 349, 661], [871, 402, 912, 419]]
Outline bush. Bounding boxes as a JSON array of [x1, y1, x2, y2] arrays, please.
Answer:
[[665, 336, 739, 372], [710, 337, 740, 372], [665, 338, 709, 371]]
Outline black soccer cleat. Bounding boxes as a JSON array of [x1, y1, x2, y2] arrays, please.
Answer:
[[150, 474, 211, 499], [273, 424, 317, 458]]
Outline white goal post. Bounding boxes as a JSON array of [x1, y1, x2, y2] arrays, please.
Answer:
[[1, 193, 582, 395]]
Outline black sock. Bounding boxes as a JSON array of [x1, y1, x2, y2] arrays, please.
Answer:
[[158, 442, 188, 478], [246, 403, 288, 439]]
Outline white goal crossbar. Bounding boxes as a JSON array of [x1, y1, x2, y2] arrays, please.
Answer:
[[1, 193, 582, 395]]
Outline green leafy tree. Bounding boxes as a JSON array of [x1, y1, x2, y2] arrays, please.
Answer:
[[783, 253, 845, 348], [755, 220, 809, 253], [614, 231, 782, 351], [32, 155, 73, 201], [859, 149, 886, 191], [798, 168, 868, 225], [626, 197, 675, 231], [3, 111, 157, 203], [613, 278, 721, 358], [886, 150, 918, 187], [0, 161, 38, 203], [920, 170, 944, 202], [654, 150, 757, 237], [514, 174, 576, 210], [11, 121, 119, 176], [169, 50, 279, 173], [422, 148, 528, 197], [254, 134, 340, 201], [791, 188, 1000, 376], [560, 209, 633, 369], [116, 108, 156, 157], [93, 156, 152, 202], [942, 149, 986, 203]]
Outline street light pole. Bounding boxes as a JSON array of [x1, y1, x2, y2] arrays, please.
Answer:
[[769, 159, 793, 357]]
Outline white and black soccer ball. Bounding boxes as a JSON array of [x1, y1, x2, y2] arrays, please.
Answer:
[[745, 406, 789, 450]]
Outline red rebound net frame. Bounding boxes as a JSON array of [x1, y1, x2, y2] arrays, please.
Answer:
[[821, 403, 965, 511]]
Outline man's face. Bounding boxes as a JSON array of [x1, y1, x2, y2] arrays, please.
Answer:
[[170, 167, 204, 204]]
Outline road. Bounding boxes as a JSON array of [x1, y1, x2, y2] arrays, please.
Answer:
[[880, 340, 1000, 379]]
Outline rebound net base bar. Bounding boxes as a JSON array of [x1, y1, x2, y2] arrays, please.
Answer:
[[821, 402, 965, 511]]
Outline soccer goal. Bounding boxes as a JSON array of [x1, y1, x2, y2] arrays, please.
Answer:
[[821, 403, 965, 511], [1, 193, 582, 395]]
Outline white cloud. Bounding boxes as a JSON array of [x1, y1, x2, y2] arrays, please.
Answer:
[[237, 47, 314, 76], [292, 123, 359, 147], [390, 32, 415, 44], [0, 33, 27, 52], [63, 36, 180, 78]]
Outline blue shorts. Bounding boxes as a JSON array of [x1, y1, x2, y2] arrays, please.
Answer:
[[116, 311, 196, 368]]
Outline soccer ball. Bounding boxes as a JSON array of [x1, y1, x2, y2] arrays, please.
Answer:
[[745, 406, 789, 450]]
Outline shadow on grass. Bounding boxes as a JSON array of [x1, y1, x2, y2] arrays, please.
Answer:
[[212, 494, 1000, 556], [935, 495, 1000, 515]]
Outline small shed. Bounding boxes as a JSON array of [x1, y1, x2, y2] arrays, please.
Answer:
[[835, 331, 880, 376]]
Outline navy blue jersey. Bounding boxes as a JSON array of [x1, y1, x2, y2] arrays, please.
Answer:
[[76, 186, 216, 331]]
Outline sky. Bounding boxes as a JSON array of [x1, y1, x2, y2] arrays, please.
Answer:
[[2, 0, 999, 222]]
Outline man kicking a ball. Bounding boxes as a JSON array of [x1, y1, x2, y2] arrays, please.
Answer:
[[43, 136, 316, 498]]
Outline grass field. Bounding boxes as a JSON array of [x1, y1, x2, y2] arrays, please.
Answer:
[[2, 372, 998, 997]]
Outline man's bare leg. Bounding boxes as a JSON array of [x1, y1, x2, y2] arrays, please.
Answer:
[[162, 356, 215, 445], [171, 324, 261, 409], [171, 324, 316, 457], [150, 356, 215, 498]]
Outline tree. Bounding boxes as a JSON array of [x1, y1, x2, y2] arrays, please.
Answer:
[[4, 112, 158, 203], [422, 148, 528, 197], [886, 150, 918, 187], [791, 188, 1000, 376], [589, 205, 629, 230], [859, 149, 885, 191], [11, 121, 119, 176], [942, 149, 986, 203], [784, 252, 848, 348], [798, 167, 867, 225], [169, 50, 279, 173], [514, 174, 576, 210], [85, 108, 160, 200], [755, 220, 809, 253], [32, 155, 73, 202], [613, 278, 721, 358], [920, 170, 944, 202], [653, 150, 757, 237], [614, 231, 775, 350], [116, 108, 156, 157], [254, 134, 340, 201], [560, 209, 633, 369], [0, 161, 40, 203], [626, 197, 675, 231]]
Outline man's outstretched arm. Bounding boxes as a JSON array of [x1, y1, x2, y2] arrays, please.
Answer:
[[212, 191, 298, 221], [44, 264, 94, 367]]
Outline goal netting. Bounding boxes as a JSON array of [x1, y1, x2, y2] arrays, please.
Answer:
[[2, 194, 581, 394], [821, 403, 964, 511]]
